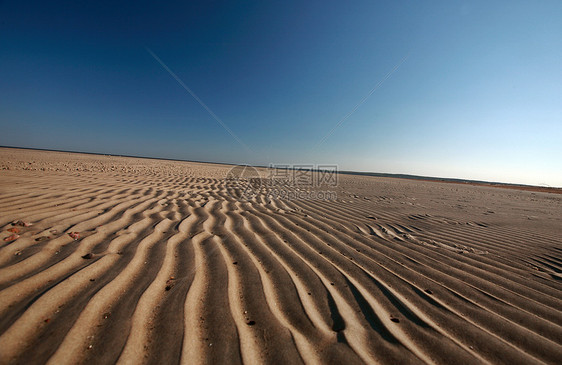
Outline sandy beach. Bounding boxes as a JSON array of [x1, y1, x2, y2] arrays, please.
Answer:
[[0, 147, 561, 364]]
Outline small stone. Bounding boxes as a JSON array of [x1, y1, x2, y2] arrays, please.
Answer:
[[68, 232, 80, 240], [165, 277, 176, 291], [13, 220, 32, 227], [3, 234, 19, 242], [7, 227, 20, 233], [246, 320, 256, 326]]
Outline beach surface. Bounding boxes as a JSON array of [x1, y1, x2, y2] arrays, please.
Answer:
[[0, 147, 561, 364]]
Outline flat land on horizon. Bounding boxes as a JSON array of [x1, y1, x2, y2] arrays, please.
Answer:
[[0, 147, 561, 364]]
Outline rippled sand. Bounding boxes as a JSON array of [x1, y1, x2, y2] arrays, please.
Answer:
[[0, 147, 561, 364]]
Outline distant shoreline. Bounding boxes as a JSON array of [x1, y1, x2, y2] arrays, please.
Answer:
[[2, 145, 561, 194], [336, 171, 562, 194]]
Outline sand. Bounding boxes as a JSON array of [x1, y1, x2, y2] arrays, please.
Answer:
[[0, 147, 560, 364]]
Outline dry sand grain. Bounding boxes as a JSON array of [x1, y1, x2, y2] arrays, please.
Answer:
[[0, 147, 561, 364]]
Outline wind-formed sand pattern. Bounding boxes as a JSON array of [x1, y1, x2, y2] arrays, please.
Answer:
[[0, 148, 561, 364]]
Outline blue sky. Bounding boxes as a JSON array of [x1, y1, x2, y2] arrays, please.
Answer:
[[1, 1, 561, 186]]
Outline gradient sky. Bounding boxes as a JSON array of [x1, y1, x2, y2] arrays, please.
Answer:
[[1, 1, 561, 186]]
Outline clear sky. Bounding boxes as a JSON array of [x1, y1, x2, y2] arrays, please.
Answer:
[[1, 1, 561, 186]]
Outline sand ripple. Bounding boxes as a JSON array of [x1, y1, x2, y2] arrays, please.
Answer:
[[0, 148, 561, 364]]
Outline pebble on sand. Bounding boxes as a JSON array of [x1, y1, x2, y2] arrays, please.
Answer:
[[12, 220, 32, 227], [4, 234, 20, 242], [165, 276, 176, 291]]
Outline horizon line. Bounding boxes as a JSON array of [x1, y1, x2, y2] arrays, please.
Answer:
[[1, 145, 561, 192]]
